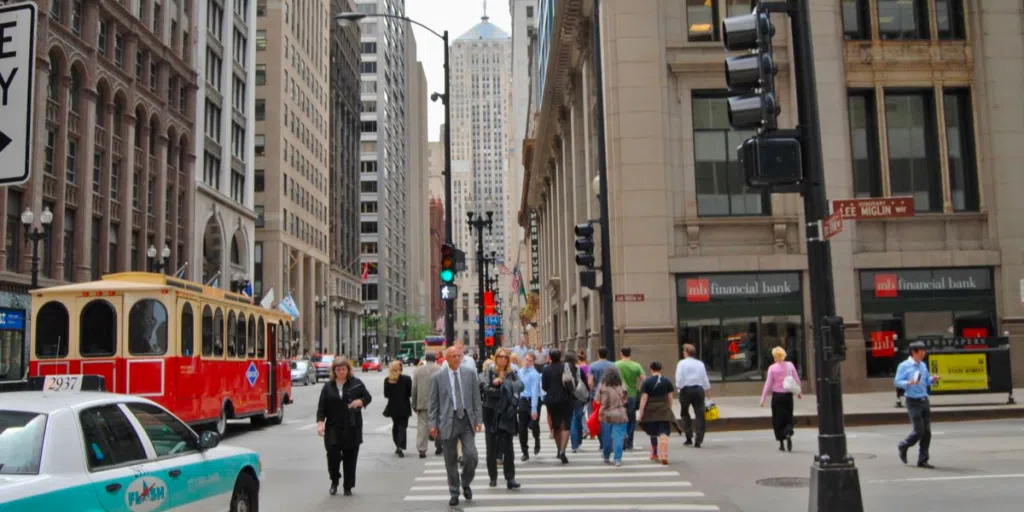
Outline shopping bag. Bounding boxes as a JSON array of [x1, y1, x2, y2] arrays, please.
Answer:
[[587, 400, 602, 437], [704, 400, 720, 422]]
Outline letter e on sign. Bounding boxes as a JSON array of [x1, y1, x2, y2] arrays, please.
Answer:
[[0, 2, 36, 186]]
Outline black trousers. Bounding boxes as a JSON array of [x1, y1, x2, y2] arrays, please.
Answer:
[[325, 444, 360, 490], [517, 398, 540, 455], [392, 416, 408, 450], [771, 392, 795, 441], [678, 386, 706, 443], [486, 430, 516, 482], [900, 397, 931, 463]]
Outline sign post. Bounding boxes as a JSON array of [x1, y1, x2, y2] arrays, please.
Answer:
[[0, 1, 36, 186]]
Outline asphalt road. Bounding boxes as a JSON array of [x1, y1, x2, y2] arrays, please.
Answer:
[[222, 369, 1024, 511]]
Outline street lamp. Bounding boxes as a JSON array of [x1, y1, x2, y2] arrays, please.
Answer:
[[336, 10, 457, 344], [21, 206, 53, 288], [147, 245, 171, 273], [332, 299, 344, 356], [468, 210, 493, 357], [315, 295, 327, 354]]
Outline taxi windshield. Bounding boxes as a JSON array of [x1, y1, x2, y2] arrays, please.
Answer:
[[0, 411, 47, 475]]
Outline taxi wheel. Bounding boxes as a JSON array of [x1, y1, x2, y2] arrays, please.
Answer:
[[230, 472, 259, 512]]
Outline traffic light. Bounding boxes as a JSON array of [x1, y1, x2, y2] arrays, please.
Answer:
[[574, 222, 595, 268], [440, 243, 455, 284]]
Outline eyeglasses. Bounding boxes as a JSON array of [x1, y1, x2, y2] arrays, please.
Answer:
[[496, 355, 508, 359]]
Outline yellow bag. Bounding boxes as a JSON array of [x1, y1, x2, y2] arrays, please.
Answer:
[[704, 401, 720, 422]]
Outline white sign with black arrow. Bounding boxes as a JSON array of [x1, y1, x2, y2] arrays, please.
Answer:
[[0, 1, 37, 187]]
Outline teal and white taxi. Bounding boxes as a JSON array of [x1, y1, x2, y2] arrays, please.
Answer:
[[0, 379, 261, 511]]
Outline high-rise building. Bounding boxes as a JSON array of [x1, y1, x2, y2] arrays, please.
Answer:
[[329, 0, 364, 357], [356, 0, 410, 353], [0, 0, 198, 381], [406, 53, 430, 321], [194, 0, 258, 289], [253, 0, 332, 353]]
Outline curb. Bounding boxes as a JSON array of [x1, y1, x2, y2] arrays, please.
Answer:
[[705, 407, 1024, 432]]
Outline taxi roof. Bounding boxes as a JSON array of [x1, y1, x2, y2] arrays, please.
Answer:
[[0, 391, 154, 414]]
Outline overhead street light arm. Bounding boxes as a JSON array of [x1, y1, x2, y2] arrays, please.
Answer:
[[334, 12, 445, 41]]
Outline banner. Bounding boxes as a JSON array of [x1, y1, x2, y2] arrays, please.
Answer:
[[870, 331, 896, 358], [929, 353, 988, 392]]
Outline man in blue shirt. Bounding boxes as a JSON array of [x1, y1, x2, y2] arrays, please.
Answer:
[[893, 341, 941, 468], [516, 352, 542, 460]]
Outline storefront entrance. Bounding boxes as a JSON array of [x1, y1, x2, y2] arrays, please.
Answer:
[[676, 272, 804, 382]]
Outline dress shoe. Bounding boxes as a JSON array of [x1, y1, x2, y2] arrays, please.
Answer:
[[786, 436, 793, 452], [521, 454, 529, 462], [448, 495, 459, 506], [419, 451, 427, 459], [463, 486, 473, 500], [918, 462, 935, 469], [489, 479, 497, 487], [435, 447, 444, 455], [694, 442, 701, 448], [507, 480, 521, 490], [396, 448, 405, 458], [343, 489, 353, 496], [534, 444, 540, 455], [898, 445, 908, 464], [684, 438, 693, 446], [329, 483, 338, 496]]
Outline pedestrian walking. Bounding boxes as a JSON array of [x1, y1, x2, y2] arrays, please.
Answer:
[[596, 366, 629, 466], [316, 356, 372, 496], [411, 351, 443, 458], [428, 346, 484, 507], [481, 348, 523, 489], [637, 361, 676, 464], [615, 347, 646, 450], [894, 340, 940, 468], [384, 360, 413, 457], [540, 349, 575, 463], [674, 343, 711, 447], [517, 352, 542, 460], [568, 352, 590, 452], [759, 346, 803, 452], [588, 347, 615, 450]]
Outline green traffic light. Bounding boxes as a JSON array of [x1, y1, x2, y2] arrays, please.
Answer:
[[440, 269, 454, 282]]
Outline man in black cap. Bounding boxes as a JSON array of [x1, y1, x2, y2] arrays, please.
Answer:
[[893, 340, 940, 468]]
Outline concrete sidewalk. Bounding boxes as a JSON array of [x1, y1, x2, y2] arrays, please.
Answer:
[[680, 388, 1024, 431]]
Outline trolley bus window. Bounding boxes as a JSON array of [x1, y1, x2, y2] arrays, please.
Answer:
[[80, 300, 117, 357], [201, 305, 214, 356], [227, 311, 237, 358], [128, 299, 168, 356], [257, 317, 266, 358], [35, 302, 69, 359], [213, 308, 224, 356], [280, 322, 289, 359], [181, 303, 195, 357], [236, 313, 247, 358], [247, 316, 256, 357]]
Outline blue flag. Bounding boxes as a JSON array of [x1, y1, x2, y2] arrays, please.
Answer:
[[242, 281, 253, 297]]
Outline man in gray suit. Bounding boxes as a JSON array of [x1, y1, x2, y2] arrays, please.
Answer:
[[411, 351, 443, 458], [429, 346, 483, 507]]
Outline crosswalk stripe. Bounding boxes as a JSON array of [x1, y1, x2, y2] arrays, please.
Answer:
[[409, 481, 692, 491], [455, 505, 719, 512], [403, 491, 705, 501], [422, 455, 651, 466], [423, 464, 669, 474], [414, 471, 680, 482]]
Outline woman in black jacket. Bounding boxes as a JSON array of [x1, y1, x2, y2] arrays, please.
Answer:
[[540, 349, 574, 463], [383, 360, 413, 457], [316, 356, 372, 496], [481, 348, 523, 489]]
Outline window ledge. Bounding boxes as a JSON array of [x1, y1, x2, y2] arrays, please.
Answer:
[[675, 215, 799, 228], [853, 210, 987, 223]]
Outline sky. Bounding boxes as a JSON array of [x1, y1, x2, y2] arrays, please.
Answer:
[[405, 0, 512, 141]]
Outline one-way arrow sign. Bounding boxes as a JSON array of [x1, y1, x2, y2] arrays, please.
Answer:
[[0, 2, 37, 186]]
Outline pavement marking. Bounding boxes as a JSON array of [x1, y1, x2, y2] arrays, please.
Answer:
[[458, 506, 719, 512], [404, 491, 705, 501], [868, 473, 1024, 484], [422, 455, 651, 466], [422, 464, 669, 474], [414, 471, 680, 482], [284, 419, 302, 425], [296, 423, 318, 431], [409, 481, 691, 491]]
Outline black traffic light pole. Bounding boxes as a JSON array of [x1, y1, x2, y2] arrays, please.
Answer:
[[468, 211, 493, 357], [592, 0, 616, 357]]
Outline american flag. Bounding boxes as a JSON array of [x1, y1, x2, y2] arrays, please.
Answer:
[[498, 263, 513, 275], [511, 266, 521, 296]]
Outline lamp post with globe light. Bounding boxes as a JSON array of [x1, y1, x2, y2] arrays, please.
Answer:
[[147, 245, 171, 274], [21, 207, 53, 289]]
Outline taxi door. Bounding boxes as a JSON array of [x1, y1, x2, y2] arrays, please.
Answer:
[[78, 404, 163, 511]]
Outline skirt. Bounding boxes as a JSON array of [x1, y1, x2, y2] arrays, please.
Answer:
[[771, 392, 795, 441], [546, 401, 573, 430], [640, 396, 675, 437]]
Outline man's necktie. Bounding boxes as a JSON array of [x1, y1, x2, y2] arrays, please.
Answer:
[[454, 370, 465, 418]]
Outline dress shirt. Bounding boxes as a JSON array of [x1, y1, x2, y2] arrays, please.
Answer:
[[512, 345, 529, 360], [675, 357, 711, 390], [894, 357, 932, 399], [446, 367, 463, 413], [517, 366, 542, 413]]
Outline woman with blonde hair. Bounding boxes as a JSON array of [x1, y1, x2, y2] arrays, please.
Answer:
[[317, 357, 372, 496], [759, 346, 802, 452], [384, 359, 413, 457], [481, 347, 523, 488]]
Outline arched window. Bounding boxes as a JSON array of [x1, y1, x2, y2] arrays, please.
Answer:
[[213, 308, 224, 356], [247, 315, 256, 357], [68, 68, 81, 113], [201, 305, 213, 356], [128, 299, 168, 355], [235, 312, 246, 358], [227, 311, 237, 357], [257, 317, 266, 358], [180, 303, 194, 357], [80, 300, 117, 357], [35, 302, 69, 358]]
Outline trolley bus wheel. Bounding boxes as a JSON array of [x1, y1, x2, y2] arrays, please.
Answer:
[[269, 401, 285, 425], [216, 407, 228, 436]]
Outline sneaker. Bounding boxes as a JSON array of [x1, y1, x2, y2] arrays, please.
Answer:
[[615, 461, 622, 467]]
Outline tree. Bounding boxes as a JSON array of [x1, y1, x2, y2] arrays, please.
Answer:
[[391, 312, 434, 341]]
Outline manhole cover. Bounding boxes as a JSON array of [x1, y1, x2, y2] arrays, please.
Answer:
[[851, 453, 877, 460], [757, 477, 810, 488]]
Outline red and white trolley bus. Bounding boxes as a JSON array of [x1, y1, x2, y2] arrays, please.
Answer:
[[28, 272, 295, 435]]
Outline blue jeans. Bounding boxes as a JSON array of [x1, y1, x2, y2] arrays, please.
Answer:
[[625, 396, 637, 448], [570, 402, 586, 450], [601, 423, 627, 463]]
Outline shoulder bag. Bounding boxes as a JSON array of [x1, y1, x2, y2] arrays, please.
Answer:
[[782, 362, 802, 395]]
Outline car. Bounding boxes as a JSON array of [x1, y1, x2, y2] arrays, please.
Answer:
[[311, 354, 336, 382], [361, 357, 383, 372], [0, 384, 262, 512], [290, 360, 316, 386]]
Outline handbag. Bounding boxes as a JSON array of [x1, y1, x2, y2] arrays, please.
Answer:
[[704, 400, 720, 422], [782, 362, 802, 395], [567, 366, 589, 403]]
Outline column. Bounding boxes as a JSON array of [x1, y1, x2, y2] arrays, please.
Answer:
[[76, 87, 98, 281], [23, 57, 50, 273], [154, 134, 169, 247], [100, 98, 116, 273], [120, 113, 137, 270]]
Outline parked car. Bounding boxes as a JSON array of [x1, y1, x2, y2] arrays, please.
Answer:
[[361, 357, 383, 372], [290, 360, 316, 385], [311, 354, 336, 382]]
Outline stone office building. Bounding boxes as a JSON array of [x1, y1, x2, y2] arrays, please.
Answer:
[[520, 0, 1024, 394]]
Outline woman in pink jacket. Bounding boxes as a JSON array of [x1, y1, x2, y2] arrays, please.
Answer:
[[759, 346, 802, 452]]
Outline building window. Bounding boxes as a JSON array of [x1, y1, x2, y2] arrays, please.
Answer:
[[44, 129, 56, 175], [256, 29, 266, 50], [257, 0, 266, 16], [97, 19, 108, 54], [90, 218, 100, 280], [204, 100, 222, 142], [233, 29, 247, 63], [108, 225, 118, 272], [230, 170, 245, 203], [360, 62, 376, 74], [63, 211, 76, 282], [943, 89, 978, 211], [360, 181, 377, 193], [135, 51, 144, 80], [254, 169, 264, 191], [255, 134, 265, 156], [253, 242, 263, 297], [686, 0, 717, 42], [5, 190, 21, 272], [111, 161, 121, 199], [360, 161, 377, 173], [232, 76, 245, 112], [71, 0, 82, 34], [936, 0, 965, 40], [231, 123, 245, 160], [92, 152, 102, 193], [255, 64, 266, 85], [254, 206, 264, 227], [842, 0, 870, 40], [877, 0, 929, 40], [526, 5, 533, 17], [255, 99, 265, 121], [360, 42, 376, 54], [203, 151, 221, 188], [691, 93, 768, 217], [847, 90, 883, 198], [884, 91, 941, 212], [132, 171, 141, 208], [114, 33, 124, 65], [360, 121, 377, 133], [147, 177, 155, 214], [66, 139, 78, 184]]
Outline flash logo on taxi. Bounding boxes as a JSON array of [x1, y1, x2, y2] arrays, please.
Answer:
[[125, 476, 168, 511]]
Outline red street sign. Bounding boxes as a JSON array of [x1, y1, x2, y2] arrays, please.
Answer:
[[822, 210, 844, 240], [832, 197, 915, 220], [615, 294, 645, 302]]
